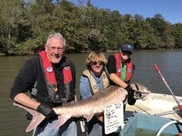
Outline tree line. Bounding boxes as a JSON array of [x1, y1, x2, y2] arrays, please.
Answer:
[[0, 0, 182, 55]]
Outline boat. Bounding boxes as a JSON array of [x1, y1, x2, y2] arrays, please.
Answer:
[[120, 93, 182, 136], [125, 93, 182, 120], [120, 112, 182, 136]]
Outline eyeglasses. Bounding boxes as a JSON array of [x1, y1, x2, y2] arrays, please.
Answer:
[[47, 46, 64, 52], [90, 61, 104, 66]]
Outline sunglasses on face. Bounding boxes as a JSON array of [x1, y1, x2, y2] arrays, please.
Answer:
[[122, 51, 132, 56], [90, 61, 104, 66]]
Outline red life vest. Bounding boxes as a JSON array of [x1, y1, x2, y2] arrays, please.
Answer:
[[114, 52, 134, 82], [39, 51, 72, 87], [38, 51, 74, 103]]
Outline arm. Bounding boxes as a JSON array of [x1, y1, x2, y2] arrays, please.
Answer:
[[10, 59, 39, 109], [14, 93, 40, 110], [10, 58, 56, 118], [109, 73, 128, 88], [79, 76, 92, 100], [13, 85, 56, 119]]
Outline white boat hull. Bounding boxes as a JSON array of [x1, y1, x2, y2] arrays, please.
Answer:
[[126, 93, 182, 120]]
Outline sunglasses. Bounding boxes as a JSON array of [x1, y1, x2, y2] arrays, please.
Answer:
[[90, 61, 104, 66], [122, 51, 132, 56]]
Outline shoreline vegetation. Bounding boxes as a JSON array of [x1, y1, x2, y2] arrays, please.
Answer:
[[0, 50, 117, 56], [0, 0, 182, 56], [0, 48, 175, 57]]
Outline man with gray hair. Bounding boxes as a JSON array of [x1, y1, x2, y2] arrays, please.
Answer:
[[10, 32, 77, 136]]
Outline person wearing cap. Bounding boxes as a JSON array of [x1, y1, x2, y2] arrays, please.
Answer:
[[106, 44, 136, 105]]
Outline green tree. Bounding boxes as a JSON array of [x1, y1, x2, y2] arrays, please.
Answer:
[[0, 0, 26, 55], [173, 23, 182, 48], [146, 14, 175, 49]]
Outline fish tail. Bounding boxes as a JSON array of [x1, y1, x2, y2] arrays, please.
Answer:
[[13, 102, 45, 132]]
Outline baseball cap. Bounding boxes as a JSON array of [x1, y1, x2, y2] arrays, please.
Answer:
[[121, 44, 134, 53]]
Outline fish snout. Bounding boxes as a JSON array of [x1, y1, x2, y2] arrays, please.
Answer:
[[130, 83, 151, 100]]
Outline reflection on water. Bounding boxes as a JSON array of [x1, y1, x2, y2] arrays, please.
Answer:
[[0, 56, 32, 136], [0, 50, 182, 136]]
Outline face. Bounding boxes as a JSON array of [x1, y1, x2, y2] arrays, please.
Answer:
[[90, 61, 104, 76], [45, 37, 65, 64], [120, 50, 132, 61]]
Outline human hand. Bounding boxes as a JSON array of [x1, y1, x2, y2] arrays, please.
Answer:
[[37, 104, 57, 119], [125, 85, 136, 105]]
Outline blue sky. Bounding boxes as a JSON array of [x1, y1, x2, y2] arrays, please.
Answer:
[[68, 0, 181, 24]]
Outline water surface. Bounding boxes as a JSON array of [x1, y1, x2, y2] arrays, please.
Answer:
[[0, 50, 182, 136]]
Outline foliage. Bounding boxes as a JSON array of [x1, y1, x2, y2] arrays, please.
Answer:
[[0, 0, 182, 55]]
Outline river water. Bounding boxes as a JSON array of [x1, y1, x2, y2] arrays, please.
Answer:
[[0, 50, 182, 136]]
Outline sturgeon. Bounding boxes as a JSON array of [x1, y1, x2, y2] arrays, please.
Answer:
[[13, 83, 150, 132]]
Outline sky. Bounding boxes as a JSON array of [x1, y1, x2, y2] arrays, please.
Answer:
[[68, 0, 182, 24]]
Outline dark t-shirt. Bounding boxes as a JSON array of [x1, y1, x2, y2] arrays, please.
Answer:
[[107, 55, 117, 74], [106, 55, 117, 85]]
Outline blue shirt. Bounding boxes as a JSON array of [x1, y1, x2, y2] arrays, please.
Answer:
[[80, 71, 104, 100]]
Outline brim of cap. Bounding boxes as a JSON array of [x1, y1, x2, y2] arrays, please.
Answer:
[[121, 49, 133, 53]]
